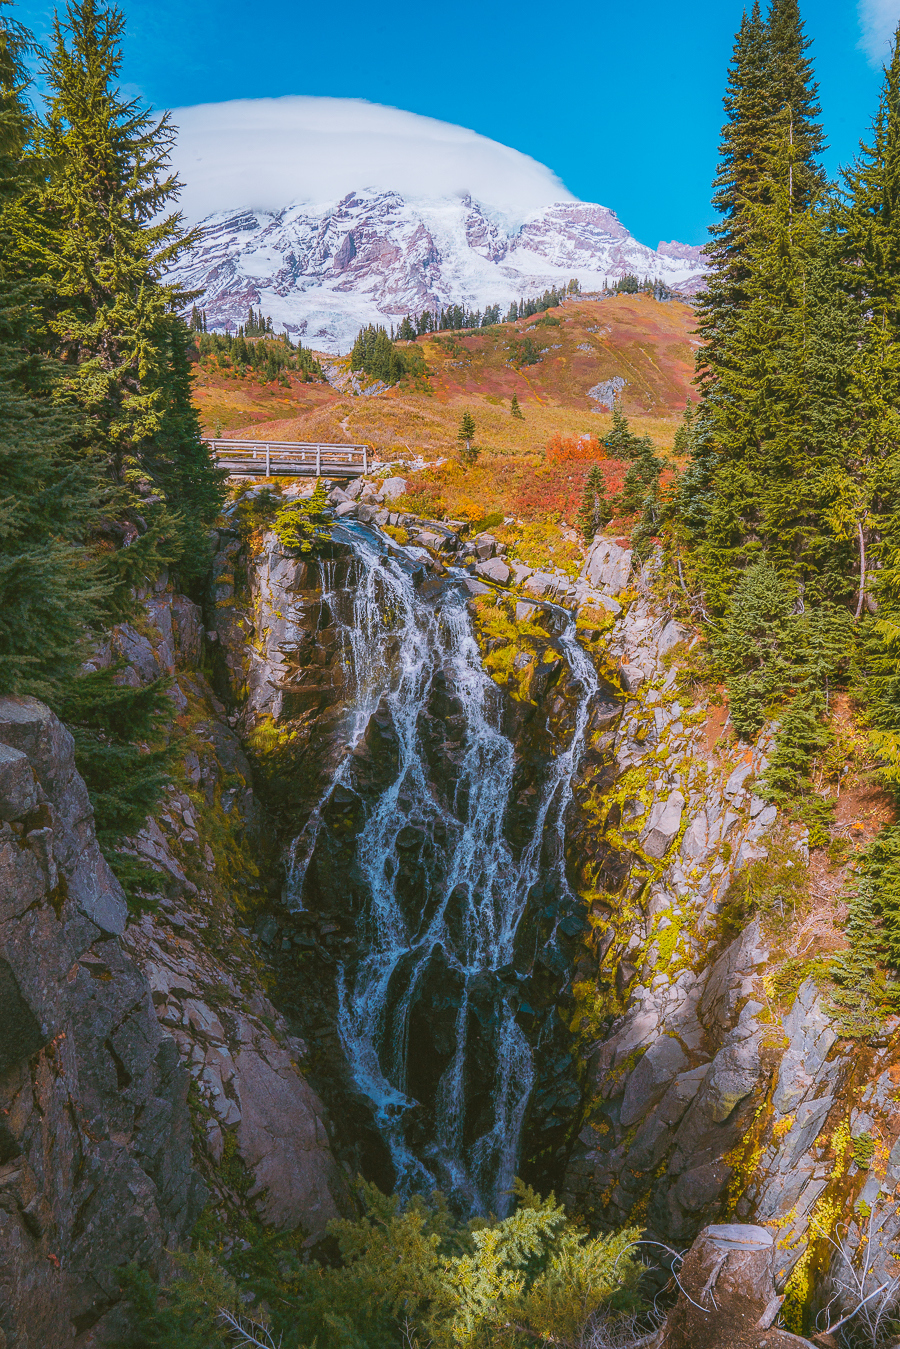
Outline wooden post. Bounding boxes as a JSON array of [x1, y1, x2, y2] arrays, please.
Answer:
[[265, 444, 270, 477], [363, 445, 368, 475], [316, 444, 321, 476]]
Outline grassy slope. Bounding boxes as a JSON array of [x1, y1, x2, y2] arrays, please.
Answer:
[[193, 294, 698, 530]]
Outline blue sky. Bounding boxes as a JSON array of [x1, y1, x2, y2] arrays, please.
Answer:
[[10, 0, 898, 247]]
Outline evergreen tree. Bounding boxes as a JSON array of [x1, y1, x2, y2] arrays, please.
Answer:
[[34, 0, 224, 602], [0, 0, 108, 698], [577, 465, 611, 541], [457, 410, 476, 446], [696, 0, 825, 389], [510, 392, 523, 419]]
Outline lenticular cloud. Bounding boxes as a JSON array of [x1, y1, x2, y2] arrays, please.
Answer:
[[168, 96, 576, 227]]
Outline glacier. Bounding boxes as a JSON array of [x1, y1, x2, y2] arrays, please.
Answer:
[[169, 190, 706, 354]]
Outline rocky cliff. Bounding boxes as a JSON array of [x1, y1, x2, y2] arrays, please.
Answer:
[[4, 489, 897, 1342], [202, 494, 900, 1334], [0, 696, 202, 1346]]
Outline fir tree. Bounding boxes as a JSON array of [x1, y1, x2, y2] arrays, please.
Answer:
[[0, 1, 108, 698], [35, 0, 224, 601], [457, 410, 478, 465], [577, 465, 611, 541], [510, 392, 523, 419]]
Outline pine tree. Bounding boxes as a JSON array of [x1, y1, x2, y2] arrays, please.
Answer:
[[510, 392, 523, 419], [457, 410, 477, 465], [576, 465, 610, 541], [0, 1, 108, 698], [34, 0, 224, 602]]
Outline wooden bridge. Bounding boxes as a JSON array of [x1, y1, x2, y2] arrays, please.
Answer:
[[204, 438, 370, 478]]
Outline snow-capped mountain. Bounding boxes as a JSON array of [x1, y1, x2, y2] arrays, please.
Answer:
[[170, 191, 706, 353]]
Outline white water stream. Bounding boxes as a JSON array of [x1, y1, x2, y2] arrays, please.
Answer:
[[287, 530, 601, 1214]]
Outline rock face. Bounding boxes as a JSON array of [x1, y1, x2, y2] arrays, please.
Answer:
[[582, 536, 633, 595], [93, 570, 352, 1245], [166, 193, 706, 352], [0, 697, 204, 1347]]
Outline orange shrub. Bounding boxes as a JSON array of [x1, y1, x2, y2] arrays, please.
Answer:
[[545, 433, 605, 465]]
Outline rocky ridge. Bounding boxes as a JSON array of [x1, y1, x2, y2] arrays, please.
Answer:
[[169, 193, 706, 352]]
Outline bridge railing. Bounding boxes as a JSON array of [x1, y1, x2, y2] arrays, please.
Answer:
[[204, 438, 370, 477]]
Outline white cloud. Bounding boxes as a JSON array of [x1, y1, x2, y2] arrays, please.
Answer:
[[858, 0, 900, 64], [168, 95, 576, 227]]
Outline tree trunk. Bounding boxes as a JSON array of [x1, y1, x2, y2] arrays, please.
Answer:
[[662, 1224, 817, 1348]]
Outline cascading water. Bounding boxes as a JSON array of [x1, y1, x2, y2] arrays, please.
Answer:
[[288, 527, 603, 1215]]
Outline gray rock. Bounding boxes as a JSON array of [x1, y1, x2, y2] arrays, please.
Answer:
[[620, 663, 645, 692], [343, 478, 365, 500], [657, 619, 689, 657], [0, 700, 205, 1345], [475, 558, 511, 584], [328, 487, 349, 505], [680, 813, 708, 862], [704, 1036, 761, 1122], [334, 501, 357, 518], [725, 760, 754, 797], [620, 1035, 689, 1127], [524, 571, 557, 597], [584, 537, 632, 594], [234, 1047, 348, 1237], [463, 577, 491, 596], [641, 790, 685, 859], [473, 533, 497, 561], [0, 743, 37, 822], [356, 503, 379, 524], [381, 476, 408, 500], [515, 602, 538, 622], [510, 561, 534, 585], [674, 1160, 731, 1211]]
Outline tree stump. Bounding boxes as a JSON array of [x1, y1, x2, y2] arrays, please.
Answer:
[[662, 1224, 815, 1348]]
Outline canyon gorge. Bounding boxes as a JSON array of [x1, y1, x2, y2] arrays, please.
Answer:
[[2, 484, 897, 1346]]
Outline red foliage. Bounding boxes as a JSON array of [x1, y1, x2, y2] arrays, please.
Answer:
[[512, 459, 627, 523], [545, 433, 606, 464]]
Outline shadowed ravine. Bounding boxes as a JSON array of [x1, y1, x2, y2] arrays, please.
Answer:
[[285, 530, 601, 1215]]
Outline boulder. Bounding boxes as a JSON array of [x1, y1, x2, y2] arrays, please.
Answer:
[[334, 501, 357, 518], [356, 503, 379, 524], [475, 558, 511, 584], [510, 561, 534, 585], [328, 487, 349, 505], [524, 571, 557, 598], [658, 618, 689, 656], [343, 479, 365, 500], [619, 663, 645, 692], [641, 789, 684, 859], [0, 743, 37, 822], [473, 534, 497, 561], [584, 537, 632, 594], [381, 476, 408, 500], [463, 577, 491, 596], [516, 601, 538, 622]]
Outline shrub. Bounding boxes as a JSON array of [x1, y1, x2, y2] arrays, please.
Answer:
[[121, 1180, 645, 1349], [272, 481, 333, 553]]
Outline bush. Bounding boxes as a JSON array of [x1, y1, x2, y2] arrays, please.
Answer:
[[272, 482, 333, 553], [121, 1180, 645, 1349]]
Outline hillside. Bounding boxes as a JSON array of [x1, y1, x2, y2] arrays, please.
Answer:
[[171, 192, 706, 352], [194, 293, 698, 458]]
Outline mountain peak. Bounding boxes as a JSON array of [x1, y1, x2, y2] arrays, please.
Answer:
[[170, 190, 706, 354]]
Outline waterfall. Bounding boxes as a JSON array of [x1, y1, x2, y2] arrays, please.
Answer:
[[290, 528, 602, 1215]]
